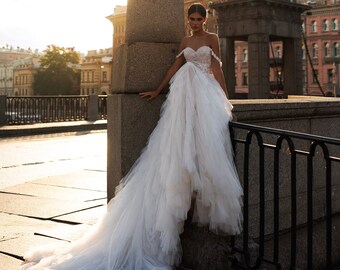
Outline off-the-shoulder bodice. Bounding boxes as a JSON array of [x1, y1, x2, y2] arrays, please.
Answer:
[[176, 46, 222, 74]]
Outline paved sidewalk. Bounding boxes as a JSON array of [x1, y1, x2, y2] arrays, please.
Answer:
[[0, 167, 107, 269]]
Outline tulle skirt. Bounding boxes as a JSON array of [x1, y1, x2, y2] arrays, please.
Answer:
[[21, 62, 243, 270]]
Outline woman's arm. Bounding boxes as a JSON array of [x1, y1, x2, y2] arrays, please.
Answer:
[[139, 39, 186, 101], [210, 34, 229, 98]]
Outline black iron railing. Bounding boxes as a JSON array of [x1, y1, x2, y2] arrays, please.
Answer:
[[5, 95, 107, 124], [229, 122, 340, 270]]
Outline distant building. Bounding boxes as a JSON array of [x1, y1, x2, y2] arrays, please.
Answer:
[[0, 46, 38, 64], [80, 48, 113, 95], [12, 56, 40, 96], [302, 0, 340, 96], [0, 46, 41, 96], [106, 6, 127, 51], [0, 64, 14, 96]]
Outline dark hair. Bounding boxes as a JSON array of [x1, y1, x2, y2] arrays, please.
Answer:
[[188, 3, 207, 18]]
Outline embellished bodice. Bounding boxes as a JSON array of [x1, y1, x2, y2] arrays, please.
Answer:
[[176, 46, 222, 74]]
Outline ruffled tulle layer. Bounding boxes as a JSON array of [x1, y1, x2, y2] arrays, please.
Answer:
[[21, 62, 243, 270]]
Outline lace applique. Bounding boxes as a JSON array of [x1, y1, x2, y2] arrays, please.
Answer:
[[211, 50, 222, 67]]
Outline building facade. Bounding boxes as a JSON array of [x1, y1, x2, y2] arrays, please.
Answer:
[[106, 6, 127, 51], [0, 46, 41, 96], [12, 56, 40, 96], [80, 48, 113, 95], [0, 64, 14, 96], [302, 0, 340, 96]]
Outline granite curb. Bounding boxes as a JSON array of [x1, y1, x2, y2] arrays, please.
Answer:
[[0, 120, 107, 138]]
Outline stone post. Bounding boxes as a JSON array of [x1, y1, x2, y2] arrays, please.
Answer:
[[0, 96, 7, 126], [248, 34, 270, 99], [223, 37, 236, 99], [107, 0, 184, 201], [87, 95, 99, 121], [283, 37, 303, 96]]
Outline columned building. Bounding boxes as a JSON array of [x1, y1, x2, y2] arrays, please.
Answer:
[[80, 48, 112, 95], [12, 56, 40, 96], [0, 64, 14, 96]]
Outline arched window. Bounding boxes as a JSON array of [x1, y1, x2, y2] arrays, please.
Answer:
[[332, 18, 338, 30], [333, 42, 339, 57], [242, 49, 248, 62], [324, 42, 330, 57], [312, 43, 318, 58], [323, 19, 329, 31], [311, 21, 317, 33]]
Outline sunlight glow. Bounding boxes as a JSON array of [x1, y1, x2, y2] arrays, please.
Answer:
[[1, 0, 128, 54]]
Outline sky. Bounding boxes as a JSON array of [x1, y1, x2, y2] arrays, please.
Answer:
[[0, 0, 128, 54]]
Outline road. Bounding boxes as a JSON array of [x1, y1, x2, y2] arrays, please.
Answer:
[[0, 131, 107, 189]]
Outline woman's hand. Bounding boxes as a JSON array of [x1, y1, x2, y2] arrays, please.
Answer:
[[139, 90, 160, 101]]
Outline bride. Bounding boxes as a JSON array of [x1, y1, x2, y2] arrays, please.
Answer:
[[21, 3, 243, 270]]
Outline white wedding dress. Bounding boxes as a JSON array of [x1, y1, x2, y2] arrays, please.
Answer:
[[21, 46, 243, 270]]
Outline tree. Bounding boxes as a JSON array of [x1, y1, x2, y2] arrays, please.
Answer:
[[33, 45, 80, 95]]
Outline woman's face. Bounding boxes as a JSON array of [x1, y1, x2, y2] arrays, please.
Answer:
[[188, 12, 206, 33]]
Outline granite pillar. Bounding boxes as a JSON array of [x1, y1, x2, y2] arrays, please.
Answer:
[[107, 0, 184, 200], [0, 96, 7, 126], [283, 37, 303, 96], [248, 34, 270, 99], [222, 37, 236, 99]]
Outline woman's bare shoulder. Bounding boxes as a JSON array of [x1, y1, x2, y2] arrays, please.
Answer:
[[206, 32, 219, 42]]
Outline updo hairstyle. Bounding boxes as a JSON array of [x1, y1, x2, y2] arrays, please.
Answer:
[[188, 3, 207, 18]]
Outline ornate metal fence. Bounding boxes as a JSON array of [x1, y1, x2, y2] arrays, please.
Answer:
[[5, 95, 107, 124], [229, 122, 339, 270]]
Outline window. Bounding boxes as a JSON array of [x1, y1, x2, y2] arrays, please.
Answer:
[[327, 69, 334, 83], [276, 46, 281, 58], [234, 51, 237, 63], [242, 49, 248, 62], [311, 21, 317, 33], [86, 72, 90, 82], [312, 43, 318, 58], [322, 19, 329, 31], [334, 42, 339, 57], [324, 43, 330, 57], [102, 71, 107, 82], [312, 70, 319, 83], [332, 18, 338, 30], [242, 72, 248, 86], [92, 71, 95, 82]]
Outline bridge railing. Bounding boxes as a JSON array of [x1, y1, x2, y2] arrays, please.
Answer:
[[229, 122, 340, 270], [0, 95, 107, 125]]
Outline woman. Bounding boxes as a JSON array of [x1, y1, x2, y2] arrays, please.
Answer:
[[21, 3, 243, 270]]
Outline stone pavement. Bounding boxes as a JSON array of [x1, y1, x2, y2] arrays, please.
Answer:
[[0, 168, 107, 269]]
